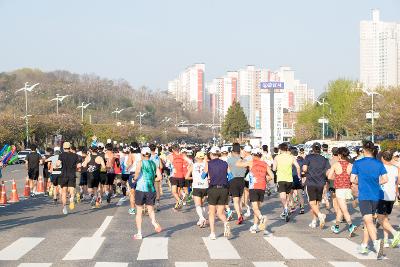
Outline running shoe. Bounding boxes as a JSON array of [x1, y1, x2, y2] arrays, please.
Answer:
[[244, 209, 251, 218], [128, 208, 136, 215], [357, 244, 369, 255], [69, 200, 75, 210], [331, 225, 340, 234], [263, 230, 272, 237], [290, 206, 296, 213], [348, 224, 358, 238], [106, 193, 111, 204], [209, 233, 216, 240], [384, 239, 390, 248], [266, 188, 271, 197], [373, 239, 384, 260], [236, 215, 244, 225], [90, 196, 96, 207], [200, 219, 207, 228], [226, 210, 233, 221], [224, 222, 231, 237], [279, 211, 286, 220], [174, 200, 183, 210], [156, 202, 161, 212], [76, 193, 81, 204], [309, 221, 317, 229], [318, 213, 326, 229], [133, 233, 143, 240], [299, 206, 305, 214], [249, 225, 258, 234], [196, 219, 202, 226], [154, 223, 162, 233], [391, 231, 400, 248], [53, 198, 58, 205], [30, 193, 36, 197], [62, 206, 68, 215], [258, 215, 267, 231]]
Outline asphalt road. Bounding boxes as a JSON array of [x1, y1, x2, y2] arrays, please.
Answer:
[[1, 165, 400, 267]]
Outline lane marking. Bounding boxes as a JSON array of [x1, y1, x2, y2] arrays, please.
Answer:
[[95, 262, 129, 267], [202, 237, 241, 260], [18, 264, 52, 267], [137, 237, 168, 260], [63, 237, 105, 260], [264, 236, 314, 259], [93, 216, 113, 237], [253, 262, 287, 267], [0, 237, 44, 261], [329, 262, 366, 267], [323, 238, 382, 260], [175, 262, 208, 267]]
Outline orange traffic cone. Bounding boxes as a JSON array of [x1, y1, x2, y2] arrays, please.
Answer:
[[23, 177, 30, 197], [0, 181, 7, 205], [36, 176, 45, 195], [9, 179, 19, 203]]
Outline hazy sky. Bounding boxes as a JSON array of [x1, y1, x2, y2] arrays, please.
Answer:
[[1, 0, 399, 96]]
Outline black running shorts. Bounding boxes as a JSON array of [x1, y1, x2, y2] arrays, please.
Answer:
[[278, 181, 293, 194], [170, 177, 185, 188], [306, 185, 324, 202], [60, 176, 76, 188], [28, 168, 39, 180], [229, 178, 245, 197], [250, 189, 265, 202], [377, 200, 394, 215], [135, 190, 156, 206], [207, 187, 229, 206], [192, 188, 208, 198]]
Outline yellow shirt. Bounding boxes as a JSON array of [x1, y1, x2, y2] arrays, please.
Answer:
[[275, 153, 294, 182]]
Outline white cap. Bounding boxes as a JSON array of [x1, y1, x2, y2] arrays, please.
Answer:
[[54, 147, 61, 152], [394, 151, 400, 157], [98, 142, 105, 148], [251, 148, 263, 155], [119, 143, 123, 147], [141, 147, 151, 155], [210, 146, 221, 154], [244, 145, 252, 153], [221, 146, 229, 153], [107, 139, 112, 144]]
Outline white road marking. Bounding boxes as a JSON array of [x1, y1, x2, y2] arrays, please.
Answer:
[[95, 262, 129, 267], [0, 237, 44, 260], [175, 262, 208, 267], [93, 216, 113, 237], [62, 237, 105, 260], [323, 238, 381, 260], [18, 264, 52, 267], [253, 262, 287, 267], [329, 262, 366, 267], [264, 236, 314, 259], [137, 237, 168, 260], [202, 237, 241, 260]]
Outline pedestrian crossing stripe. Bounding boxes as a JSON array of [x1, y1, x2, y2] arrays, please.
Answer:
[[137, 237, 168, 260], [0, 238, 44, 261], [253, 262, 287, 267], [95, 262, 129, 267], [323, 238, 382, 260], [329, 262, 366, 267], [63, 237, 105, 260], [202, 237, 241, 259], [175, 262, 208, 267], [18, 264, 52, 267], [264, 236, 315, 259]]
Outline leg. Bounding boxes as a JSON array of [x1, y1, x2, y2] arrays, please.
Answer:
[[337, 198, 351, 224], [208, 205, 216, 235], [363, 214, 377, 241], [171, 185, 180, 202], [216, 205, 227, 222], [233, 197, 242, 218], [194, 196, 205, 221], [135, 205, 143, 234], [61, 186, 68, 207], [130, 189, 136, 209], [279, 192, 288, 210], [251, 201, 261, 225]]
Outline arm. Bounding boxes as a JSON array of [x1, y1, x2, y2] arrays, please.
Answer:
[[185, 164, 193, 180], [327, 163, 335, 180], [96, 156, 106, 170], [155, 167, 162, 182], [82, 155, 90, 168], [379, 173, 388, 185], [293, 157, 301, 178], [236, 159, 251, 168], [272, 157, 277, 172], [350, 174, 358, 184], [134, 161, 142, 180], [266, 165, 274, 182]]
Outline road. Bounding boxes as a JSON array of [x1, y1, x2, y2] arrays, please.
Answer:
[[1, 165, 399, 267]]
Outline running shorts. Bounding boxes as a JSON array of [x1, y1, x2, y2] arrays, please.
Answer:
[[60, 176, 76, 188], [207, 187, 229, 206], [28, 168, 39, 180], [87, 175, 99, 189], [250, 189, 265, 202], [51, 174, 61, 186], [170, 177, 185, 188], [184, 179, 193, 188], [106, 173, 116, 185], [121, 174, 130, 182], [79, 172, 88, 186], [135, 190, 156, 206], [335, 188, 353, 200], [100, 173, 107, 185], [292, 176, 303, 190], [359, 200, 379, 216], [128, 174, 136, 190], [278, 181, 293, 194], [192, 188, 208, 198], [244, 180, 249, 189], [306, 185, 324, 202], [377, 200, 394, 215], [229, 178, 245, 197]]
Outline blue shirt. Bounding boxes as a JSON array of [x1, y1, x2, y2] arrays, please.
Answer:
[[351, 157, 386, 201], [208, 159, 228, 186]]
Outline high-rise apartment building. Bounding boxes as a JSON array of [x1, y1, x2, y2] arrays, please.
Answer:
[[360, 9, 400, 89], [168, 63, 205, 111]]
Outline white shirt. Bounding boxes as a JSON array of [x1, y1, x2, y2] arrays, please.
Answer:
[[382, 164, 398, 201], [192, 162, 208, 189]]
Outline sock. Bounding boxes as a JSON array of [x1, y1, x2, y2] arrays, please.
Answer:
[[202, 206, 206, 214], [196, 206, 205, 220]]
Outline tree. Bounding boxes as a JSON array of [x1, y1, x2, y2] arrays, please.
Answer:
[[221, 101, 250, 141], [294, 104, 322, 143]]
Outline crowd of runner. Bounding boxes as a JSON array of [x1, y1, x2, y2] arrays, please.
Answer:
[[23, 139, 400, 260]]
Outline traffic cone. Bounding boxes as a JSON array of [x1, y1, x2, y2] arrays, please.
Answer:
[[36, 176, 45, 195], [23, 177, 30, 197], [0, 181, 7, 205], [8, 179, 20, 203]]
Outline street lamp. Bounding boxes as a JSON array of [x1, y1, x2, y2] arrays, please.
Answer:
[[317, 98, 329, 140], [362, 87, 381, 143], [136, 112, 147, 132], [16, 82, 40, 146], [51, 94, 71, 115], [77, 102, 91, 122], [111, 108, 125, 121]]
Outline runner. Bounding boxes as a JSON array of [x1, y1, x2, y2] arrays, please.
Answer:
[[150, 144, 162, 211], [97, 142, 106, 206], [327, 147, 357, 236], [57, 142, 80, 215], [377, 150, 400, 248], [48, 147, 61, 204], [132, 147, 162, 240], [220, 146, 229, 162], [303, 143, 329, 229], [120, 147, 130, 200], [127, 143, 142, 215], [350, 141, 388, 259], [203, 146, 231, 240], [104, 143, 116, 204], [242, 145, 253, 217], [290, 147, 305, 214], [273, 143, 301, 222], [181, 148, 193, 206], [261, 144, 274, 196], [77, 147, 88, 201], [168, 144, 187, 211], [227, 142, 247, 224], [321, 144, 332, 210], [186, 151, 208, 227], [25, 144, 41, 196], [42, 147, 52, 196], [237, 148, 274, 234]]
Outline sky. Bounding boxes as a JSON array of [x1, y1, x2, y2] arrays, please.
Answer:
[[1, 0, 399, 96]]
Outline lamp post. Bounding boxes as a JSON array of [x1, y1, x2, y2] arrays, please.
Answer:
[[51, 94, 70, 115], [317, 98, 330, 140], [111, 108, 125, 121], [136, 112, 147, 132], [16, 82, 40, 146], [77, 102, 91, 122], [362, 88, 381, 143]]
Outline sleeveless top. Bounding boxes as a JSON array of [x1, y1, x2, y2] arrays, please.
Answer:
[[192, 162, 208, 189], [172, 153, 185, 179], [136, 160, 156, 192], [87, 156, 100, 179], [249, 159, 268, 190], [208, 159, 228, 186], [334, 160, 351, 189], [275, 153, 294, 182]]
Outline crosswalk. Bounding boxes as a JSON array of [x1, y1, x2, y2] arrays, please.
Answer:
[[0, 233, 389, 266]]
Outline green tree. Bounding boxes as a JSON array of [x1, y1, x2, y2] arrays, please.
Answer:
[[221, 101, 250, 141], [294, 104, 322, 143]]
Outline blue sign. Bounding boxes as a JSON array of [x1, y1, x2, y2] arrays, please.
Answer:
[[260, 82, 284, 89]]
